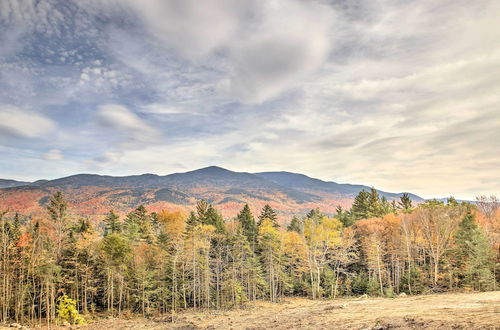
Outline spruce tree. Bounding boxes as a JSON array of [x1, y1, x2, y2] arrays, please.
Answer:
[[306, 208, 323, 224], [204, 205, 226, 234], [380, 196, 392, 216], [47, 191, 69, 259], [398, 193, 413, 212], [258, 204, 279, 228], [236, 204, 257, 243], [104, 210, 121, 236], [368, 187, 382, 217], [196, 199, 210, 223], [351, 190, 371, 220], [125, 205, 153, 241], [451, 210, 495, 290], [287, 216, 303, 233], [335, 206, 353, 227]]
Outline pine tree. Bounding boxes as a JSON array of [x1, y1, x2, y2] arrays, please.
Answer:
[[351, 190, 371, 220], [451, 210, 495, 290], [236, 205, 257, 244], [47, 191, 69, 259], [125, 205, 153, 241], [204, 206, 225, 234], [104, 210, 121, 236], [380, 196, 392, 216], [258, 204, 279, 228], [335, 206, 354, 227], [186, 211, 199, 231], [287, 216, 303, 234], [398, 193, 413, 212], [368, 187, 382, 217], [196, 200, 210, 223]]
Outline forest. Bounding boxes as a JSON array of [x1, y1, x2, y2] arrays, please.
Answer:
[[0, 189, 499, 326]]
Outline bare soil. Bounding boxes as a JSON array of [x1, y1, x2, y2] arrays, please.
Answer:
[[6, 291, 499, 329]]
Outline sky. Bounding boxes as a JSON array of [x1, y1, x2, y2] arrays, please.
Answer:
[[0, 0, 499, 199]]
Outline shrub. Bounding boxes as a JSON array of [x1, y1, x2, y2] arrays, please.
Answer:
[[56, 294, 85, 325]]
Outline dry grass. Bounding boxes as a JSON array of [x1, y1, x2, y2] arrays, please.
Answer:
[[21, 291, 500, 329]]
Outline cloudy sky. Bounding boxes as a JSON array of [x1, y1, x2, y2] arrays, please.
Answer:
[[0, 0, 499, 199]]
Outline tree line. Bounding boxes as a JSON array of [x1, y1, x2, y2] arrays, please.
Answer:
[[0, 190, 499, 325]]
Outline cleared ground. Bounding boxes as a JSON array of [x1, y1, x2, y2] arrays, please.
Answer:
[[10, 291, 500, 329]]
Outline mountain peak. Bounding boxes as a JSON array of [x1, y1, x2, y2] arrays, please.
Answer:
[[188, 166, 232, 174]]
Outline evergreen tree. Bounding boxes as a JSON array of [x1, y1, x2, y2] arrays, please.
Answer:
[[186, 211, 199, 230], [368, 187, 382, 217], [351, 190, 371, 220], [204, 205, 226, 234], [258, 204, 279, 228], [236, 204, 257, 243], [125, 205, 153, 241], [451, 210, 495, 290], [335, 206, 353, 227], [380, 196, 392, 216], [104, 210, 121, 236], [47, 191, 69, 259], [447, 196, 459, 206], [196, 200, 210, 223], [287, 216, 303, 233], [398, 193, 413, 212]]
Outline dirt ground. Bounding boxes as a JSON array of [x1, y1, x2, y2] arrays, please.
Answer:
[[5, 291, 499, 329]]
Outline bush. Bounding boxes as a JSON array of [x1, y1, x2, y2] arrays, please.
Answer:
[[56, 294, 85, 325], [367, 279, 381, 296], [385, 286, 395, 298], [351, 274, 368, 295]]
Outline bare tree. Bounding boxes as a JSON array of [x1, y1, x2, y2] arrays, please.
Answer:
[[475, 195, 500, 219]]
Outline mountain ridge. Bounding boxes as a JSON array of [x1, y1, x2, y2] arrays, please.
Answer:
[[0, 166, 424, 219]]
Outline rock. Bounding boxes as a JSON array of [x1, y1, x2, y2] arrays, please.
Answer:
[[399, 292, 407, 297]]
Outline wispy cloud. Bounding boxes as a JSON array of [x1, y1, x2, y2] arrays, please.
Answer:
[[0, 0, 499, 198], [0, 105, 55, 139]]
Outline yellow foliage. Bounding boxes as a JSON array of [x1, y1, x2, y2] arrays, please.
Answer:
[[157, 209, 186, 242]]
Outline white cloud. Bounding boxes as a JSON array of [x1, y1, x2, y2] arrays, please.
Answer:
[[93, 104, 162, 165], [226, 0, 334, 103], [0, 106, 55, 138], [1, 0, 500, 199], [97, 104, 155, 135], [126, 0, 248, 60], [139, 104, 184, 115], [121, 0, 334, 103], [42, 148, 63, 160]]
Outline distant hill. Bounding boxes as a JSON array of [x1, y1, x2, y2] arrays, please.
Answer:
[[0, 179, 31, 189], [255, 171, 423, 200], [0, 166, 424, 221]]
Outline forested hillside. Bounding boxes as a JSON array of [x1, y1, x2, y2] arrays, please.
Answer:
[[0, 167, 422, 220], [0, 190, 498, 326]]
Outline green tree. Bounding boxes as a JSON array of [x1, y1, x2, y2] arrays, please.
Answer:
[[398, 193, 413, 212], [287, 216, 303, 234], [125, 205, 153, 242], [258, 205, 279, 228], [351, 190, 371, 220], [335, 206, 354, 227], [368, 187, 382, 217], [204, 205, 225, 234], [451, 210, 495, 290], [47, 191, 68, 259], [236, 204, 257, 244], [104, 210, 121, 236]]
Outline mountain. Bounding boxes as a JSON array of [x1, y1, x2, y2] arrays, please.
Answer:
[[0, 179, 31, 189], [0, 166, 423, 220], [254, 171, 423, 201]]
